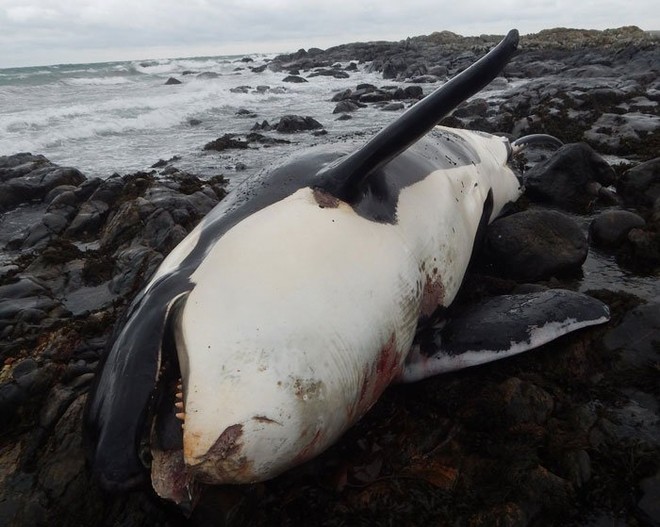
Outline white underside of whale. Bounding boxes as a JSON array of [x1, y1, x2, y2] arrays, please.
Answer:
[[166, 128, 521, 483]]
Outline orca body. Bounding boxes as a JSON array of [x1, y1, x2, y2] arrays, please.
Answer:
[[84, 30, 609, 506]]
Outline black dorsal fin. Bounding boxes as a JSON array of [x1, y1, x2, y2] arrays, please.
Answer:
[[317, 29, 519, 200]]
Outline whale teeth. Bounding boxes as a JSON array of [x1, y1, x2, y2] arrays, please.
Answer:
[[175, 378, 185, 427], [176, 379, 183, 402]]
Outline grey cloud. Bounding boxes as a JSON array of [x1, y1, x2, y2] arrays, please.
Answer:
[[0, 0, 657, 67]]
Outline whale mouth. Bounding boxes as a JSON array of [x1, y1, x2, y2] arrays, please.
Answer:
[[148, 371, 202, 511], [141, 299, 200, 510]]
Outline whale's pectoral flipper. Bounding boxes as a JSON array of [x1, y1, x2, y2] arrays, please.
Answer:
[[401, 290, 610, 382]]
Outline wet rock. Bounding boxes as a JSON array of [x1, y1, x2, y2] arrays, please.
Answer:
[[382, 58, 408, 79], [85, 175, 124, 206], [203, 134, 249, 151], [589, 210, 646, 248], [197, 72, 219, 80], [65, 200, 111, 238], [331, 88, 352, 102], [251, 119, 272, 131], [393, 85, 424, 100], [164, 77, 182, 85], [274, 115, 323, 133], [617, 157, 660, 211], [0, 278, 61, 344], [332, 100, 361, 114], [358, 90, 392, 103], [584, 112, 659, 154], [561, 449, 592, 488], [603, 302, 660, 367], [467, 503, 528, 527], [235, 108, 256, 117], [625, 227, 660, 268], [0, 155, 86, 212], [381, 102, 404, 111], [524, 143, 616, 212], [308, 68, 350, 79], [11, 359, 38, 381], [229, 85, 250, 93], [109, 244, 163, 296], [0, 382, 27, 421], [244, 133, 290, 146], [485, 210, 589, 281], [453, 98, 489, 118], [638, 469, 660, 524], [100, 199, 151, 250], [282, 75, 307, 83], [520, 466, 573, 519], [498, 377, 555, 425]]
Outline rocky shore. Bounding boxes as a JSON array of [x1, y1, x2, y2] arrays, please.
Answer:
[[1, 27, 659, 526]]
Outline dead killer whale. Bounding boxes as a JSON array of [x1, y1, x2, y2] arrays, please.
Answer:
[[84, 29, 609, 507]]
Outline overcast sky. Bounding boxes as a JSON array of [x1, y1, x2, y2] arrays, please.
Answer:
[[1, 0, 658, 68]]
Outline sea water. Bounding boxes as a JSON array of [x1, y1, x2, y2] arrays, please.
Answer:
[[0, 54, 406, 186]]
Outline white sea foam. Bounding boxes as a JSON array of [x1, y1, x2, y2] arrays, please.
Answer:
[[0, 53, 398, 178], [64, 76, 134, 86]]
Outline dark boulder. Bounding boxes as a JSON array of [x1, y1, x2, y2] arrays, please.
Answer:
[[203, 134, 249, 151], [308, 68, 350, 79], [331, 89, 353, 102], [625, 227, 660, 269], [252, 120, 272, 132], [229, 85, 250, 93], [0, 155, 86, 212], [274, 115, 323, 133], [453, 98, 489, 118], [617, 157, 660, 211], [393, 85, 423, 100], [333, 100, 361, 114], [485, 210, 589, 281], [282, 75, 308, 83], [382, 102, 404, 111], [65, 200, 111, 239], [589, 210, 646, 248], [524, 143, 616, 212], [245, 133, 291, 146], [359, 91, 392, 104], [164, 77, 182, 85], [236, 108, 257, 118]]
